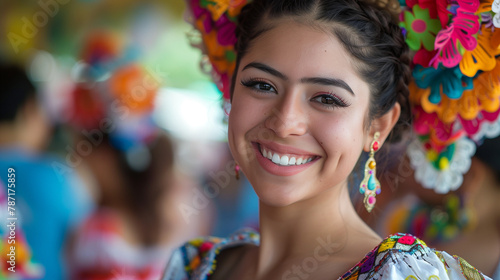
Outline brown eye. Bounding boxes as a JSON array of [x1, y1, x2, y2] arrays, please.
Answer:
[[311, 94, 349, 108], [321, 96, 334, 104], [258, 83, 273, 91], [241, 80, 277, 93]]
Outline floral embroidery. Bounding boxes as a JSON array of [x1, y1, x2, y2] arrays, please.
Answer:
[[398, 235, 416, 245], [456, 256, 486, 280], [406, 276, 440, 280], [169, 230, 490, 280], [341, 233, 429, 279]]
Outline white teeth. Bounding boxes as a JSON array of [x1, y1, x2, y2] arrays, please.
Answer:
[[260, 146, 315, 166], [267, 151, 273, 160], [272, 153, 280, 164], [280, 155, 289, 165]]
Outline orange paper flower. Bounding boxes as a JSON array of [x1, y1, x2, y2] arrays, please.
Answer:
[[460, 26, 500, 77]]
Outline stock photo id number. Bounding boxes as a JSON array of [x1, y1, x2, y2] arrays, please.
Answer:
[[6, 168, 17, 273]]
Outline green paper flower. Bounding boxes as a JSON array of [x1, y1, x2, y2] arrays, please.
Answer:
[[400, 5, 442, 51]]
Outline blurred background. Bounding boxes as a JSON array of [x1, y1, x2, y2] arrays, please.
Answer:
[[1, 1, 499, 280], [0, 1, 258, 279]]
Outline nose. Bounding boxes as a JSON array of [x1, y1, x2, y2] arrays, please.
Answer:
[[264, 93, 308, 138]]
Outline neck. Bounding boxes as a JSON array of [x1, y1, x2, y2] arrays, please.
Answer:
[[254, 182, 373, 278]]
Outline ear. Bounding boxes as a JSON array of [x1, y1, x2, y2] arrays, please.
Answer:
[[364, 102, 401, 152]]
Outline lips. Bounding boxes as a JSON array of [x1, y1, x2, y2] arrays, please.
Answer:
[[252, 142, 320, 176]]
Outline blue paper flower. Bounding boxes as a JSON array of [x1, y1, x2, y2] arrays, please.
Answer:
[[412, 65, 474, 104]]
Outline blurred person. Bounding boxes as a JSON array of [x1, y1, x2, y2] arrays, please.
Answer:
[[366, 135, 500, 278], [0, 63, 94, 280], [68, 132, 210, 280], [67, 31, 211, 280]]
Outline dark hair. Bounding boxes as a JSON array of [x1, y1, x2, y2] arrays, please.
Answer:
[[231, 0, 411, 142], [0, 63, 36, 122], [475, 135, 500, 184]]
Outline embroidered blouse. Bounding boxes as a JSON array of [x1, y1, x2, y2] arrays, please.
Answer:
[[161, 228, 492, 280]]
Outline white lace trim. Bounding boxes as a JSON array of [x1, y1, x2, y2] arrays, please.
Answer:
[[407, 138, 476, 194], [470, 112, 500, 141], [493, 0, 500, 27], [409, 108, 500, 193]]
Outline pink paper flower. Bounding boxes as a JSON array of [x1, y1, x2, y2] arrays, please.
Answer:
[[431, 1, 480, 68]]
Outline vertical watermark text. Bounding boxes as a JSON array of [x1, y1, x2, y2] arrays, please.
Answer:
[[6, 168, 17, 273]]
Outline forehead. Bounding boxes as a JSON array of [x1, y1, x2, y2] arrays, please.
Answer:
[[239, 20, 369, 94]]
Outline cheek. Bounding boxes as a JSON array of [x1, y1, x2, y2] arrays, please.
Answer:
[[313, 110, 366, 176], [227, 91, 263, 162]]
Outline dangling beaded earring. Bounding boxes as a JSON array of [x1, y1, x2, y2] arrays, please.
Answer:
[[359, 132, 381, 212], [235, 164, 240, 180]]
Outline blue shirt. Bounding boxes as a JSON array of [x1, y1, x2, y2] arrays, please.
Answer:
[[0, 148, 94, 280]]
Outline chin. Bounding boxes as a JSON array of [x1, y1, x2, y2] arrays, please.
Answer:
[[251, 181, 309, 208]]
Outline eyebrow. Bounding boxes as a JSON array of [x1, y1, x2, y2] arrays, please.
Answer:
[[242, 62, 288, 81], [300, 77, 354, 95], [242, 62, 355, 95]]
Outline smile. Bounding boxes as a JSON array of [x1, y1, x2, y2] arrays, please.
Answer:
[[252, 142, 319, 176], [259, 146, 316, 166]]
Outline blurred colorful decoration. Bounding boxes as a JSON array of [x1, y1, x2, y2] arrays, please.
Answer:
[[0, 182, 43, 279], [185, 0, 251, 109], [69, 29, 161, 171], [1, 3, 46, 64], [384, 194, 476, 244], [401, 0, 500, 193], [72, 210, 165, 280], [109, 64, 157, 114]]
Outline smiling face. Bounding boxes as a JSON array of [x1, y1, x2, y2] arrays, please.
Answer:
[[228, 21, 373, 207]]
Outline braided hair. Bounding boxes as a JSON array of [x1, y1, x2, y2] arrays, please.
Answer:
[[231, 0, 411, 143]]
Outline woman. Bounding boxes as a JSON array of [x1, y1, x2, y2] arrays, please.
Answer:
[[163, 0, 492, 279]]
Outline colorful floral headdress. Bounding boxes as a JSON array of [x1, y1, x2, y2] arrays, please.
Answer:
[[187, 0, 500, 193], [401, 0, 500, 193], [185, 0, 251, 115]]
